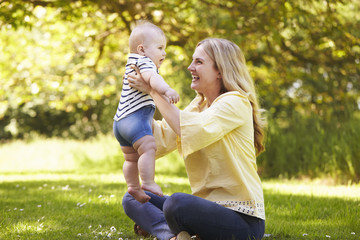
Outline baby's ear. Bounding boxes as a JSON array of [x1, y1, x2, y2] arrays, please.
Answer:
[[137, 44, 145, 56]]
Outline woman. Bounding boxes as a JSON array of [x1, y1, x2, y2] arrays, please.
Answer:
[[122, 38, 266, 240]]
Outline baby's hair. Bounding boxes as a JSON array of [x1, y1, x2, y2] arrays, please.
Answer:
[[129, 20, 165, 53]]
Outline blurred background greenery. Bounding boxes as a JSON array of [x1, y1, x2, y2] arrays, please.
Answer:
[[0, 0, 359, 182]]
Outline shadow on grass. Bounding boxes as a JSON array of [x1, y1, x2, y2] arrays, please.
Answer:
[[0, 177, 190, 240], [3, 171, 357, 240]]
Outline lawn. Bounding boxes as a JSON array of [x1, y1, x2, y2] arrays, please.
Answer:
[[1, 136, 359, 239]]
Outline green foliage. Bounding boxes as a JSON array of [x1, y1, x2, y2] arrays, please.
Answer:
[[258, 112, 360, 182], [0, 0, 359, 179]]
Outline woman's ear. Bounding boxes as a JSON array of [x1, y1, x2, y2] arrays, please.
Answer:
[[137, 44, 145, 56]]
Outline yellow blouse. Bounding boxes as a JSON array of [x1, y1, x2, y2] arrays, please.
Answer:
[[153, 91, 265, 220]]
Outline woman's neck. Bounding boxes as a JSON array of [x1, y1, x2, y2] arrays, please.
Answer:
[[205, 92, 221, 106]]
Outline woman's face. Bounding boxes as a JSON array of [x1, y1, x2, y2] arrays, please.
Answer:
[[188, 45, 221, 98]]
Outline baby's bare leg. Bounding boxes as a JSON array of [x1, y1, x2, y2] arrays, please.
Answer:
[[133, 135, 163, 197], [121, 146, 150, 203]]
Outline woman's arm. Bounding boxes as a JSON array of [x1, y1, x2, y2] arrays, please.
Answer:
[[128, 65, 181, 136], [150, 90, 181, 136]]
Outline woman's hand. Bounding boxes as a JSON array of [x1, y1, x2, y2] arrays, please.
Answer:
[[128, 65, 181, 135], [128, 65, 151, 94]]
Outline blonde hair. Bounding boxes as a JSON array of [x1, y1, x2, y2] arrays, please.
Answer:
[[129, 20, 165, 53], [197, 38, 266, 155]]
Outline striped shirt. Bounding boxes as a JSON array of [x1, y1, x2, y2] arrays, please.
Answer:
[[113, 53, 157, 121]]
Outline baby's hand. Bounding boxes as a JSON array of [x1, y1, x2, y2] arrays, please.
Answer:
[[164, 88, 179, 104]]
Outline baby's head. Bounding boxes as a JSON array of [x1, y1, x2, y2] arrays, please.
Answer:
[[129, 21, 167, 68]]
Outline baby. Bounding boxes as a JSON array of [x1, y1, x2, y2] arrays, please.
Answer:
[[113, 21, 179, 203]]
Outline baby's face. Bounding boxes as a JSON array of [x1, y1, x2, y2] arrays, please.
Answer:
[[142, 33, 167, 68]]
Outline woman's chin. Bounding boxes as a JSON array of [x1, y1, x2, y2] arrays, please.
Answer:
[[190, 83, 198, 91]]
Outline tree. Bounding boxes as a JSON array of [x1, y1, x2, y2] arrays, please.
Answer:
[[0, 0, 359, 139]]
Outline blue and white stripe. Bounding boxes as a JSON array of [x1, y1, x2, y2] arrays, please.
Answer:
[[113, 54, 157, 121]]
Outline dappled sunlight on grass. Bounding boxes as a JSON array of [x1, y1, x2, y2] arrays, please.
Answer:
[[1, 171, 358, 239], [0, 135, 123, 173], [0, 172, 123, 183], [7, 220, 47, 234], [263, 180, 360, 200], [1, 137, 359, 239], [263, 185, 359, 239], [0, 174, 134, 239]]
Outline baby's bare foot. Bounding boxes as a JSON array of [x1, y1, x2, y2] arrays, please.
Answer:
[[128, 187, 151, 203], [142, 182, 163, 197]]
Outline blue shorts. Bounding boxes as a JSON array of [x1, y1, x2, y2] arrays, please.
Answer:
[[113, 106, 155, 147]]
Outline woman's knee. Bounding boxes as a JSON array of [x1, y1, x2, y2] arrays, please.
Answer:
[[163, 193, 191, 217], [122, 192, 134, 214]]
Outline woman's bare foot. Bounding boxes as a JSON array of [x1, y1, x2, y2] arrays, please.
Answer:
[[142, 182, 163, 197], [128, 186, 151, 203]]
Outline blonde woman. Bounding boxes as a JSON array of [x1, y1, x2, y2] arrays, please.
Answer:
[[122, 38, 266, 240]]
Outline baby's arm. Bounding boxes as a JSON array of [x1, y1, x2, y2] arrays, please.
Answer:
[[141, 71, 179, 104]]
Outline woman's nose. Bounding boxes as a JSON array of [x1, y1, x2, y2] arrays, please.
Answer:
[[187, 62, 194, 71]]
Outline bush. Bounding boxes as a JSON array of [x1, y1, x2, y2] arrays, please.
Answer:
[[258, 112, 360, 183]]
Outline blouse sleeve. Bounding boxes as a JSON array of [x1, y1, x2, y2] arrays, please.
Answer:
[[153, 118, 178, 159], [179, 92, 252, 157]]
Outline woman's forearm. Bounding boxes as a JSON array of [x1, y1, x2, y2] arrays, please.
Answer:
[[150, 90, 181, 136]]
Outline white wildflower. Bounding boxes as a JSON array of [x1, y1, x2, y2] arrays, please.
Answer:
[[88, 225, 92, 229], [110, 195, 115, 198], [303, 233, 308, 236], [326, 235, 331, 238], [37, 205, 42, 208], [77, 202, 86, 207], [351, 232, 355, 235], [19, 209, 24, 211], [77, 233, 82, 236], [110, 226, 116, 232], [98, 195, 103, 198]]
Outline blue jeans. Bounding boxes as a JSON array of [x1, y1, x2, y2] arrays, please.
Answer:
[[122, 192, 265, 240], [113, 106, 155, 147]]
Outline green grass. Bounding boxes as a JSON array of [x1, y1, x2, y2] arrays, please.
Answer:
[[0, 173, 190, 239], [1, 136, 359, 239]]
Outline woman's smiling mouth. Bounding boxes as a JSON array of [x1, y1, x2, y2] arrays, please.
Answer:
[[192, 75, 200, 82]]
